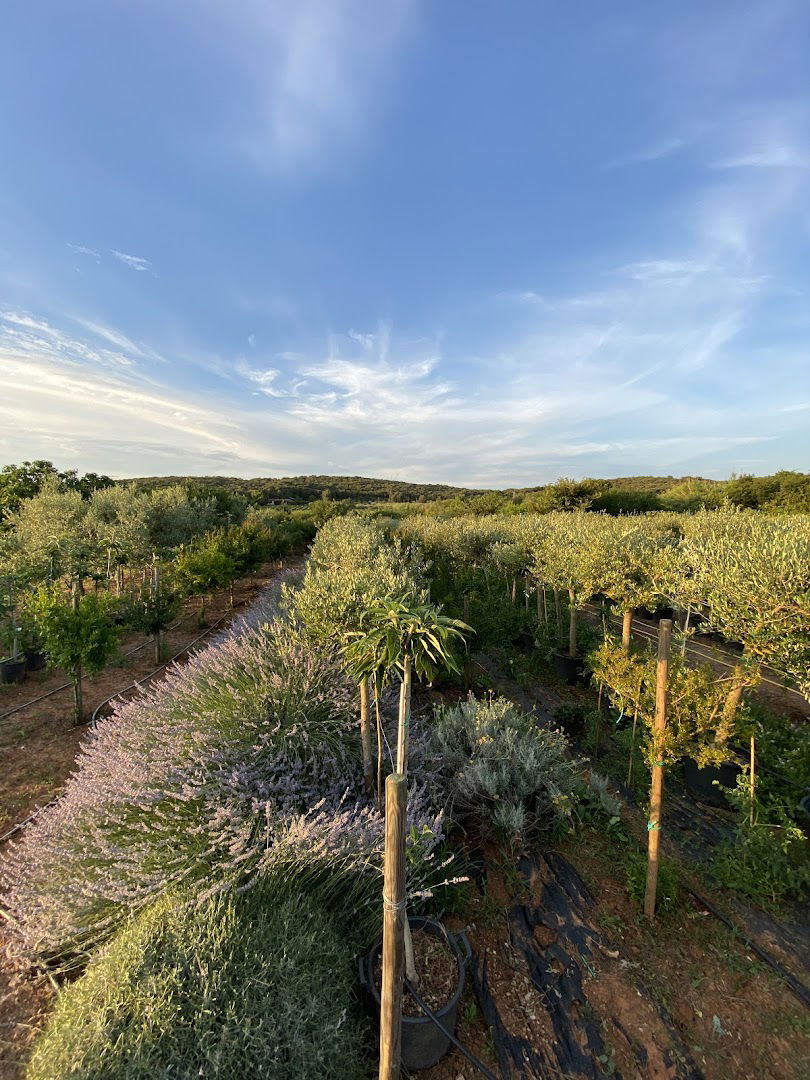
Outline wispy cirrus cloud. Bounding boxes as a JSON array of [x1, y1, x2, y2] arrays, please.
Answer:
[[202, 0, 417, 172], [111, 250, 152, 272], [68, 243, 101, 260]]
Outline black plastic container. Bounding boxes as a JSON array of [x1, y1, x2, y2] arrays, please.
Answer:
[[24, 648, 46, 672], [552, 650, 586, 685], [361, 917, 469, 1072], [0, 657, 26, 684], [683, 757, 741, 808]]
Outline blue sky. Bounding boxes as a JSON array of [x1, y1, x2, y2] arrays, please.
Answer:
[[1, 0, 809, 487]]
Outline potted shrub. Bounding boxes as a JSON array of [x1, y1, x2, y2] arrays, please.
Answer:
[[0, 584, 26, 684], [360, 917, 471, 1072]]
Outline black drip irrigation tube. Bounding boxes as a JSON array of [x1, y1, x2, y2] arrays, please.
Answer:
[[403, 978, 499, 1080], [684, 886, 810, 1010]]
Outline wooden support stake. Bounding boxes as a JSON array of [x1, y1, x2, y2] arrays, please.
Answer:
[[644, 618, 672, 920], [379, 773, 406, 1080], [568, 588, 577, 659]]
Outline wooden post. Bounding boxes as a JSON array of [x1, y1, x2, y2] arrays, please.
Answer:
[[644, 618, 672, 920], [379, 773, 406, 1080], [536, 584, 543, 626], [622, 609, 633, 654]]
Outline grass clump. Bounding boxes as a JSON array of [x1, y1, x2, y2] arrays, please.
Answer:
[[27, 883, 370, 1080], [431, 695, 581, 848]]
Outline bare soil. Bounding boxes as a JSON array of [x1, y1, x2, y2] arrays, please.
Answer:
[[374, 928, 459, 1018]]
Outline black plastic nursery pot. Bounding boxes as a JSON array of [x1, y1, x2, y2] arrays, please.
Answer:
[[683, 757, 742, 808], [552, 650, 586, 686], [361, 917, 469, 1072], [0, 657, 26, 685], [24, 648, 46, 672], [634, 604, 675, 624]]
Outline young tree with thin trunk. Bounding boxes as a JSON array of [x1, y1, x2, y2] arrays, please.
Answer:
[[345, 597, 470, 987], [24, 585, 119, 723]]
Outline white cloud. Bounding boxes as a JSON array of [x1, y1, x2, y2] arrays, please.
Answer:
[[111, 250, 152, 272], [68, 243, 101, 260], [211, 0, 417, 171]]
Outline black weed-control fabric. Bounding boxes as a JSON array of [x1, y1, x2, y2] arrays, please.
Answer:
[[469, 852, 705, 1080]]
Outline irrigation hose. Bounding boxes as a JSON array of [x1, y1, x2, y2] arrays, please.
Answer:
[[403, 978, 499, 1080]]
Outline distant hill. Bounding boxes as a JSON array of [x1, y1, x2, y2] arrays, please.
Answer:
[[126, 471, 810, 513], [126, 473, 482, 504], [127, 472, 720, 506]]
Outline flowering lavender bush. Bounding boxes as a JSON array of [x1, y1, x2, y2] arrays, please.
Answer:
[[3, 581, 446, 965]]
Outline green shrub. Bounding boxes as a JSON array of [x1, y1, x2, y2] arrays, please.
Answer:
[[711, 776, 810, 908], [26, 883, 370, 1080], [431, 695, 581, 848], [625, 850, 681, 914]]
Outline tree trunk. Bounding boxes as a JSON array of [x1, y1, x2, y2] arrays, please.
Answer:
[[644, 619, 672, 920], [681, 605, 691, 657], [511, 578, 517, 605], [229, 581, 234, 609], [396, 654, 412, 774], [622, 609, 633, 654], [568, 589, 578, 658], [359, 678, 374, 795], [723, 677, 746, 727], [554, 589, 562, 639], [154, 630, 162, 665], [749, 734, 756, 827], [374, 686, 384, 810], [72, 665, 83, 725]]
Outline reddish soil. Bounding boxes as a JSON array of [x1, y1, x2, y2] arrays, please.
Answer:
[[423, 836, 810, 1080]]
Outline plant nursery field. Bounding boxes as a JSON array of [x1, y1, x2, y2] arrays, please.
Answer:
[[0, 494, 808, 1079]]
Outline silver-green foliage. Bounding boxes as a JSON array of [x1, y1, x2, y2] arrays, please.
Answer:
[[292, 514, 427, 641], [431, 696, 581, 847]]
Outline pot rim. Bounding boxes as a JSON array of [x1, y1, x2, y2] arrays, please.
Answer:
[[364, 916, 468, 1025]]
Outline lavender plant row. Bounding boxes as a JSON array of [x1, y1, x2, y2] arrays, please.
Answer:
[[2, 578, 445, 964]]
